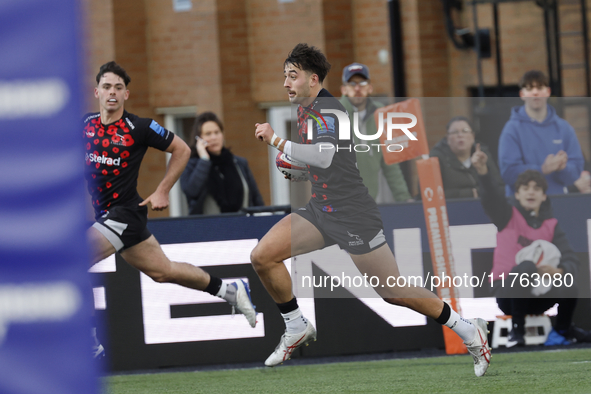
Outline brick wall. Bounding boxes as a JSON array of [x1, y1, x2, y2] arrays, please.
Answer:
[[217, 0, 270, 203], [145, 0, 223, 113], [82, 0, 115, 113], [247, 0, 326, 102], [322, 0, 354, 95], [352, 0, 393, 96]]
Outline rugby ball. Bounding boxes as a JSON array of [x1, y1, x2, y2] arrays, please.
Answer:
[[276, 152, 308, 182]]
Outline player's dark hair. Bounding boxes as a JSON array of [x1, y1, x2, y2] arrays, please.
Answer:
[[284, 43, 331, 83], [519, 70, 549, 89], [446, 116, 473, 134], [189, 112, 224, 157], [96, 61, 131, 86], [515, 170, 548, 194]]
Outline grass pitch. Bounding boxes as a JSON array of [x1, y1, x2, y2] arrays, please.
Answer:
[[106, 348, 591, 394]]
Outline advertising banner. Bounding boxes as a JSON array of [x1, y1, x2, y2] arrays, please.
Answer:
[[416, 158, 467, 355], [375, 98, 429, 164]]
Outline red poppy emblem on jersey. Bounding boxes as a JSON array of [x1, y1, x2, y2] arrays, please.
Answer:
[[97, 128, 104, 137], [323, 183, 327, 188], [106, 182, 112, 188], [113, 169, 120, 176], [95, 163, 100, 169], [102, 151, 108, 157], [91, 174, 96, 179], [323, 195, 327, 200], [111, 134, 121, 143], [101, 139, 109, 148], [313, 175, 319, 182], [97, 187, 102, 192], [312, 193, 317, 198], [113, 193, 119, 199], [106, 125, 117, 135], [102, 169, 108, 175], [94, 139, 99, 145], [122, 135, 134, 146], [121, 151, 130, 159], [122, 162, 128, 168], [117, 120, 130, 133], [86, 142, 91, 150], [112, 147, 119, 154]]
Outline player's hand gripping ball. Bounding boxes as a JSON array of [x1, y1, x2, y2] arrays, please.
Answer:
[[275, 152, 308, 182]]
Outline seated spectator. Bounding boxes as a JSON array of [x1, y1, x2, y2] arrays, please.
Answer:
[[472, 147, 591, 347], [181, 112, 264, 215], [430, 116, 504, 198], [339, 62, 412, 203], [498, 70, 584, 196]]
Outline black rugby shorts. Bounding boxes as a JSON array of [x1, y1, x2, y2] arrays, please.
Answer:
[[92, 204, 151, 252], [294, 201, 387, 255]]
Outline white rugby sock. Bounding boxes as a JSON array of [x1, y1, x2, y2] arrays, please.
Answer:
[[445, 308, 477, 343], [281, 308, 308, 334], [91, 327, 100, 347]]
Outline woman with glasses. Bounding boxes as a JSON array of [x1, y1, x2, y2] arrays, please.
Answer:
[[429, 116, 505, 199]]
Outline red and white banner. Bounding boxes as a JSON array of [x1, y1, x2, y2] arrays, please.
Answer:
[[374, 98, 429, 164], [416, 157, 467, 355]]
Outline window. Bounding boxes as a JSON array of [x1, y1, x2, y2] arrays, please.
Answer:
[[155, 106, 197, 217], [173, 0, 192, 12]]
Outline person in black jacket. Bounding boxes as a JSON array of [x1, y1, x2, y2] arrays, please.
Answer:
[[181, 112, 264, 215], [472, 145, 591, 347], [430, 116, 505, 199]]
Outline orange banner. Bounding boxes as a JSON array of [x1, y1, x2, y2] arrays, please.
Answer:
[[374, 98, 429, 165], [416, 157, 467, 355]]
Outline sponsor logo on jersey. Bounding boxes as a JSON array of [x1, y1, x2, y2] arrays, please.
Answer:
[[84, 113, 100, 123], [110, 133, 127, 146], [316, 116, 335, 135], [150, 120, 167, 137], [86, 153, 121, 166], [302, 108, 336, 136], [125, 117, 135, 130]]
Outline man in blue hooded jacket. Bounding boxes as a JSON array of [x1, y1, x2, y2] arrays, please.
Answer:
[[498, 70, 584, 196]]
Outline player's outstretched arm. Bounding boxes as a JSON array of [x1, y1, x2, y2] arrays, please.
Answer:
[[140, 135, 191, 211], [254, 122, 335, 169], [473, 144, 512, 230]]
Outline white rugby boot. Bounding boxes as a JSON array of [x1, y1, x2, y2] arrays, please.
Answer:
[[265, 322, 317, 367], [92, 343, 105, 360], [465, 318, 491, 377], [230, 280, 257, 328]]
